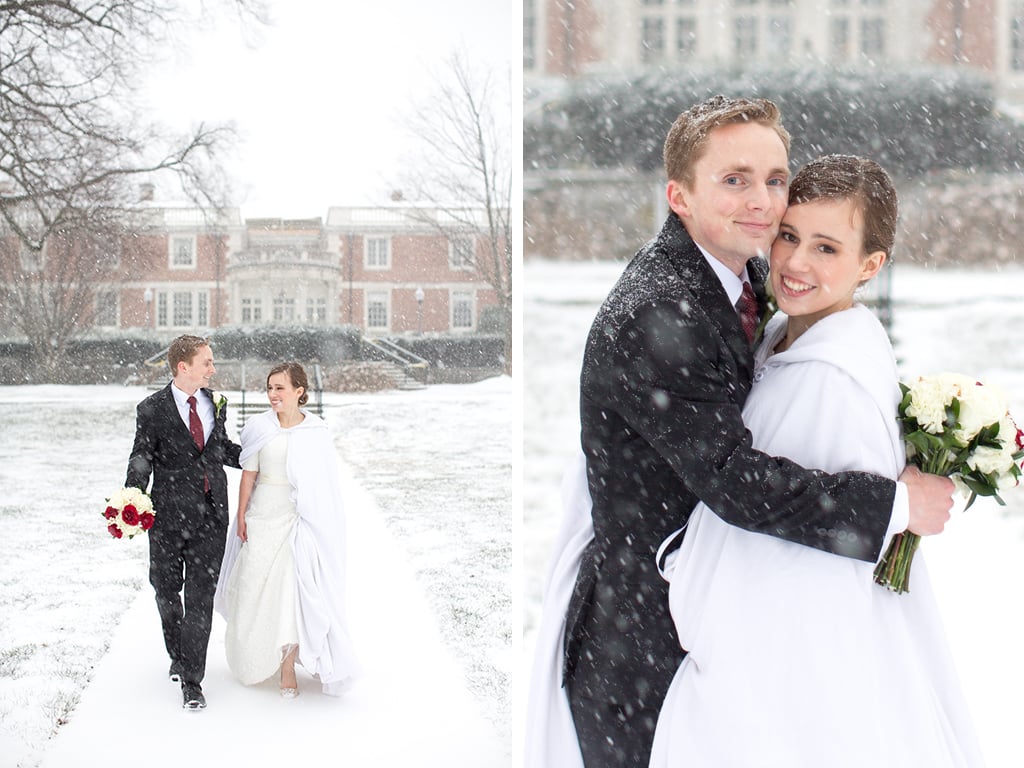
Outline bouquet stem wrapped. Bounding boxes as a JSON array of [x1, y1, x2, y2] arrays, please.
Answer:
[[874, 374, 1024, 594]]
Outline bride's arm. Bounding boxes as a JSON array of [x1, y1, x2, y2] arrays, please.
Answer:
[[236, 469, 258, 542]]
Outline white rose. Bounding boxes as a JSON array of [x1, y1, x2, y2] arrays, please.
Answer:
[[967, 445, 1014, 477], [905, 375, 958, 434], [954, 380, 1008, 444]]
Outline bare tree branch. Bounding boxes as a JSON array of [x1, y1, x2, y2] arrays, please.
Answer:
[[0, 0, 266, 376], [398, 51, 513, 374]]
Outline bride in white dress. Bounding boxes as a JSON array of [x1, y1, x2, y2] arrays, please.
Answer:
[[648, 156, 983, 767], [215, 362, 360, 697]]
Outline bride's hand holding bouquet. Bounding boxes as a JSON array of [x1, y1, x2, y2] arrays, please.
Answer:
[[874, 372, 1024, 593]]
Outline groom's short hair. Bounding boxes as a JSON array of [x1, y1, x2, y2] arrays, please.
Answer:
[[168, 334, 210, 375], [663, 95, 791, 187]]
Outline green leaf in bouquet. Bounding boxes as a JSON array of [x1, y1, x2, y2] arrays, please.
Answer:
[[904, 429, 941, 456], [943, 398, 961, 431], [958, 473, 1003, 507], [898, 384, 912, 415], [974, 422, 1002, 449]]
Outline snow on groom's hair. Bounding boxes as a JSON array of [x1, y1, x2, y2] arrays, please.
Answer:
[[789, 154, 899, 260], [168, 334, 210, 374], [663, 94, 791, 187]]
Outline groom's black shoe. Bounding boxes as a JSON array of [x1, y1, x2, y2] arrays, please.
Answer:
[[168, 661, 183, 683], [181, 682, 206, 711]]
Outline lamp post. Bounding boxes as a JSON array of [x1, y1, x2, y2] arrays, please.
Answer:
[[415, 287, 424, 335], [143, 287, 153, 330]]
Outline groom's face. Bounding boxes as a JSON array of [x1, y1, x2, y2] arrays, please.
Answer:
[[667, 121, 789, 275], [175, 344, 216, 394]]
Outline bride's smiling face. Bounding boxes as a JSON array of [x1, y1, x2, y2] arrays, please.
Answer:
[[266, 372, 304, 414], [769, 198, 885, 327]]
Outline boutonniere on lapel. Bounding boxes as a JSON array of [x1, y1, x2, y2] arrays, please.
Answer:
[[752, 278, 779, 345], [212, 391, 228, 419]]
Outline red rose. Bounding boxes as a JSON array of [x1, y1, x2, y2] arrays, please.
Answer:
[[103, 506, 118, 519], [121, 505, 139, 526], [108, 523, 123, 539], [139, 512, 155, 531]]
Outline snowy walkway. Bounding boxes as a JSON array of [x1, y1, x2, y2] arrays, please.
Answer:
[[38, 461, 505, 768]]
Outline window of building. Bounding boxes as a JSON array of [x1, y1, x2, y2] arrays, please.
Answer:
[[769, 16, 792, 55], [241, 297, 264, 323], [676, 18, 697, 58], [524, 0, 536, 70], [94, 291, 118, 327], [366, 291, 389, 331], [860, 17, 885, 58], [197, 292, 208, 327], [451, 291, 474, 330], [640, 17, 666, 63], [169, 236, 196, 269], [1014, 10, 1024, 71], [449, 236, 476, 270], [155, 289, 208, 328], [831, 17, 851, 60], [172, 292, 193, 326], [734, 16, 758, 57], [272, 294, 295, 323], [307, 297, 326, 324], [365, 237, 390, 269]]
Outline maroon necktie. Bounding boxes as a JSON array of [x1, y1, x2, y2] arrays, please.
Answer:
[[187, 395, 209, 492], [737, 281, 759, 344]]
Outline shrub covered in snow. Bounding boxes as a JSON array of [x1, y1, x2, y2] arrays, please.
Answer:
[[526, 66, 1024, 179]]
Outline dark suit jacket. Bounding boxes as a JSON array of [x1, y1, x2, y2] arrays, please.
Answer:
[[564, 214, 896, 708], [126, 383, 241, 531]]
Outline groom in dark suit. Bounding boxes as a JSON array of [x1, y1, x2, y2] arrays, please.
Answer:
[[563, 96, 956, 766], [126, 334, 240, 711]]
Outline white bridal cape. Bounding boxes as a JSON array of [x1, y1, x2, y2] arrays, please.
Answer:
[[649, 306, 983, 767], [524, 451, 590, 768], [216, 409, 360, 695]]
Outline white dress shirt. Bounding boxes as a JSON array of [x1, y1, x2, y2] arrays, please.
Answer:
[[171, 383, 213, 444]]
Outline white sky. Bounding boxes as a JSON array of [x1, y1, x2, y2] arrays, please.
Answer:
[[144, 0, 518, 219]]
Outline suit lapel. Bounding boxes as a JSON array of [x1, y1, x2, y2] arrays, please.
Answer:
[[161, 382, 201, 453], [658, 216, 756, 376]]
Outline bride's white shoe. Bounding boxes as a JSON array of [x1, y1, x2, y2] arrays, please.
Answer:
[[280, 687, 299, 699]]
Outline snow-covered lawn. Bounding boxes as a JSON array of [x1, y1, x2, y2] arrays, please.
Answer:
[[0, 377, 511, 767], [523, 259, 1024, 767]]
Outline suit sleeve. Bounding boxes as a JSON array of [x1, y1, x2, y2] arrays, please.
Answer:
[[125, 401, 155, 492], [608, 300, 895, 563], [217, 403, 241, 469]]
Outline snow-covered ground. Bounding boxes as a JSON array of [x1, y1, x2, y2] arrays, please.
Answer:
[[0, 377, 511, 767], [523, 259, 1024, 766]]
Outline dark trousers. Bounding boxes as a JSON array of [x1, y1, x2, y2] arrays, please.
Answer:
[[565, 587, 682, 768], [568, 678, 664, 768], [148, 495, 227, 685]]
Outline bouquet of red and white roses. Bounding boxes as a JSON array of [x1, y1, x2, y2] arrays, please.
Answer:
[[874, 372, 1024, 593], [103, 487, 156, 539]]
